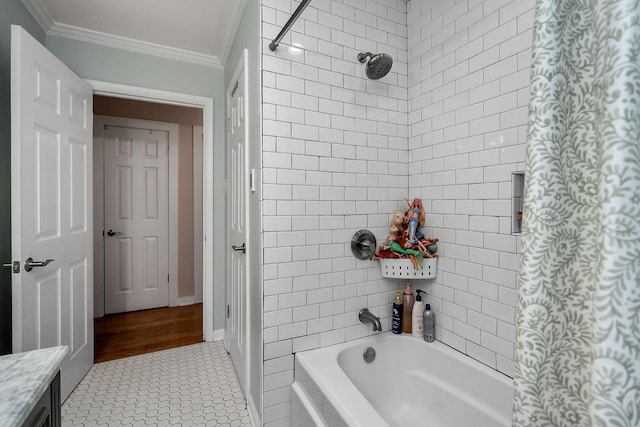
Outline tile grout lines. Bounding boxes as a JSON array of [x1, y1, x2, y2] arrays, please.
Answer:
[[62, 342, 251, 426]]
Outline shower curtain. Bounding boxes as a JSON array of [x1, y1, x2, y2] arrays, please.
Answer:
[[513, 0, 640, 426]]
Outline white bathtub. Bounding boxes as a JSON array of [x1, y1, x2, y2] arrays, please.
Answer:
[[291, 333, 514, 427]]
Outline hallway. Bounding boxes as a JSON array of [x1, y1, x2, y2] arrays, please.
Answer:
[[94, 304, 203, 363]]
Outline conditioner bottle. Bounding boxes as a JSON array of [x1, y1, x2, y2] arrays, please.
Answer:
[[402, 281, 414, 334], [392, 292, 402, 334], [423, 303, 435, 342], [412, 290, 425, 338]]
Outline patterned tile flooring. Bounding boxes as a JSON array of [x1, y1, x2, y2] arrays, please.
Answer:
[[62, 342, 252, 426]]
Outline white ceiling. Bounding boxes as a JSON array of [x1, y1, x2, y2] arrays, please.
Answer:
[[21, 0, 246, 68]]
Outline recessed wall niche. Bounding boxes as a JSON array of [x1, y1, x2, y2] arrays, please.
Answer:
[[512, 172, 525, 235]]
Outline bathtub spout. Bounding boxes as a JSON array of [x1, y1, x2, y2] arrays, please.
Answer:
[[359, 308, 382, 332]]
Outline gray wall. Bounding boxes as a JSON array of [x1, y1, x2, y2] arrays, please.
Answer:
[[0, 0, 46, 355], [1, 10, 229, 349], [225, 0, 263, 418], [45, 35, 228, 334], [46, 36, 221, 97]]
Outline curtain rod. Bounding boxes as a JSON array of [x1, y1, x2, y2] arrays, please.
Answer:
[[269, 0, 312, 51]]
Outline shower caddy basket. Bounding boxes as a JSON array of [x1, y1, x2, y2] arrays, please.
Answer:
[[379, 257, 437, 279]]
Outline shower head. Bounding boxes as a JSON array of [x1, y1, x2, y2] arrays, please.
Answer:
[[357, 52, 393, 80]]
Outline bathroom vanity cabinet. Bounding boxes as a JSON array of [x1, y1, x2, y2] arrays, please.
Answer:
[[0, 346, 67, 427], [21, 371, 61, 427]]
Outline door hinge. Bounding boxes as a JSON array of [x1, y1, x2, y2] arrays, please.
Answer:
[[168, 274, 170, 282], [231, 80, 239, 97], [227, 304, 230, 318]]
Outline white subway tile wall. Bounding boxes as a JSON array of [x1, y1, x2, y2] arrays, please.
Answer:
[[262, 1, 408, 425], [261, 0, 535, 425], [407, 0, 534, 380], [261, 0, 410, 424]]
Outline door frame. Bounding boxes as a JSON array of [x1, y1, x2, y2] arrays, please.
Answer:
[[93, 116, 179, 317], [193, 125, 204, 305], [87, 80, 216, 341]]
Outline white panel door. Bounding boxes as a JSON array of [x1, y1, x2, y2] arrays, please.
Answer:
[[103, 126, 169, 314], [11, 25, 93, 401], [225, 51, 249, 396]]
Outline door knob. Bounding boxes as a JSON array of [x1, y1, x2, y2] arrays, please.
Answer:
[[24, 257, 54, 272], [231, 243, 246, 254], [106, 229, 122, 237]]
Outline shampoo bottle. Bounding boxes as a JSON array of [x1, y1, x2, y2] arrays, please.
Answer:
[[402, 281, 414, 334], [392, 292, 402, 334], [412, 290, 425, 338], [423, 303, 435, 342]]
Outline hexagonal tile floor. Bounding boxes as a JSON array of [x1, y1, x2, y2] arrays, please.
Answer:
[[62, 342, 252, 426]]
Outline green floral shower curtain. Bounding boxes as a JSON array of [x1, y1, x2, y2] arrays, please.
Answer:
[[513, 0, 640, 426]]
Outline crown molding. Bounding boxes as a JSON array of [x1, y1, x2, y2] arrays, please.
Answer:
[[48, 23, 223, 69], [218, 0, 247, 67], [21, 0, 223, 69], [21, 0, 54, 30]]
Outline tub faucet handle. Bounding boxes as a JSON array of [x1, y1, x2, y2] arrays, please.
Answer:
[[359, 308, 382, 332]]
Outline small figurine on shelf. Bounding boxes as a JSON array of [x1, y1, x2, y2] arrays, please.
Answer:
[[518, 211, 523, 230], [375, 198, 439, 269], [389, 243, 422, 269], [379, 211, 404, 252], [412, 236, 429, 253], [425, 240, 438, 257], [403, 197, 425, 244], [389, 211, 404, 242]]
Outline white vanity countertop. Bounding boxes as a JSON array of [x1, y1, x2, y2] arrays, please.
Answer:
[[0, 346, 68, 427]]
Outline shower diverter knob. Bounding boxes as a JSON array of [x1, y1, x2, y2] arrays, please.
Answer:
[[351, 229, 377, 260]]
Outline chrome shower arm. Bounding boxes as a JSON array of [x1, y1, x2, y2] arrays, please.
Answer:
[[357, 52, 373, 63]]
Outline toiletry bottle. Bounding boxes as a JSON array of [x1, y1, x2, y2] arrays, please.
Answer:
[[423, 303, 435, 342], [412, 290, 425, 338], [392, 292, 402, 334], [402, 281, 414, 334]]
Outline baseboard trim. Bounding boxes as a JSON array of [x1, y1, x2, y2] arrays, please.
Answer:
[[176, 296, 203, 306], [212, 329, 225, 341], [248, 394, 261, 427]]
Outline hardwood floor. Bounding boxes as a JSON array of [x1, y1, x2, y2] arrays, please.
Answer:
[[95, 303, 203, 363]]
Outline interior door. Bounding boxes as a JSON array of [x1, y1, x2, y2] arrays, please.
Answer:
[[225, 51, 249, 396], [103, 125, 169, 314], [11, 25, 93, 401]]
